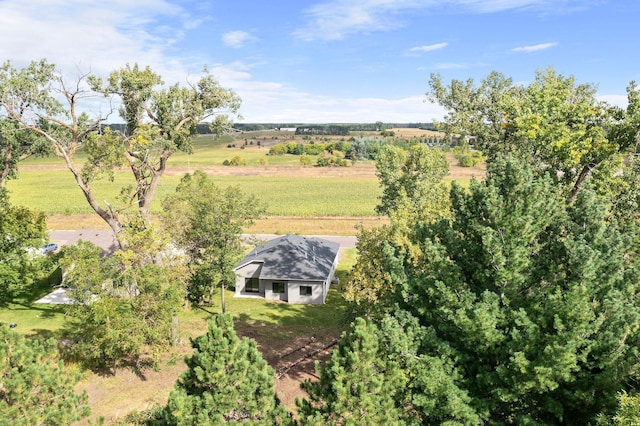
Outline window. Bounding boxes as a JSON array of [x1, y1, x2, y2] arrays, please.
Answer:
[[300, 285, 312, 296], [245, 277, 259, 293], [272, 282, 285, 294]]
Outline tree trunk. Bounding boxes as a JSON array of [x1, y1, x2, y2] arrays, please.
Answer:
[[569, 161, 599, 203], [67, 164, 124, 249], [221, 282, 226, 314]]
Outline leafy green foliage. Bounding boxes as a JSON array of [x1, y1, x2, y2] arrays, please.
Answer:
[[343, 225, 395, 319], [0, 189, 47, 304], [161, 170, 264, 309], [61, 227, 186, 373], [0, 119, 51, 185], [0, 326, 90, 425], [612, 392, 640, 425], [428, 68, 640, 200], [375, 144, 449, 216], [161, 313, 292, 425], [0, 59, 241, 243], [297, 317, 410, 425], [384, 157, 640, 422], [452, 145, 483, 167]]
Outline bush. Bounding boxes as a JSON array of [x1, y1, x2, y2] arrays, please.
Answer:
[[268, 143, 286, 156], [300, 154, 313, 166], [224, 155, 247, 166], [316, 150, 348, 167], [457, 154, 474, 167]]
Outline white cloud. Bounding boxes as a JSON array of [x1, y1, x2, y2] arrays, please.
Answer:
[[238, 91, 447, 123], [410, 42, 448, 53], [0, 0, 198, 80], [222, 31, 257, 48], [512, 42, 558, 52], [294, 0, 590, 41], [293, 0, 422, 41], [597, 94, 628, 109]]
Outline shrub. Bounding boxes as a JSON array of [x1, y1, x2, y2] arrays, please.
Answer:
[[224, 155, 246, 166], [300, 155, 313, 166]]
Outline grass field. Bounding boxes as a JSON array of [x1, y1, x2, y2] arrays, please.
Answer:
[[6, 170, 382, 217]]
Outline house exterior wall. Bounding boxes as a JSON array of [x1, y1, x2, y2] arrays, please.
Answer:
[[263, 280, 288, 302], [287, 280, 325, 304], [234, 262, 265, 297]]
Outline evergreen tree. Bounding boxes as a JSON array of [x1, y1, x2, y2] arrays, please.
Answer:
[[161, 314, 291, 425], [386, 157, 640, 423], [0, 326, 90, 425], [297, 318, 409, 425]]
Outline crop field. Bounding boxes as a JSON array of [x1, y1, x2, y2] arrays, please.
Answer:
[[6, 170, 381, 217], [7, 128, 483, 234]]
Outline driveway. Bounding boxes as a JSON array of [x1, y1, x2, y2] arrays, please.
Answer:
[[49, 230, 357, 256]]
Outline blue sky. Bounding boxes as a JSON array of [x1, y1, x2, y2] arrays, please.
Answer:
[[0, 0, 637, 123]]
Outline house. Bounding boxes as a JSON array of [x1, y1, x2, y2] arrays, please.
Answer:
[[233, 235, 340, 304]]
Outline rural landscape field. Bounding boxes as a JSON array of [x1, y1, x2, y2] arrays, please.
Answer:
[[7, 127, 484, 234], [2, 127, 486, 424]]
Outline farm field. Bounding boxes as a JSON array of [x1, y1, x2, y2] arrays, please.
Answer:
[[7, 128, 484, 234]]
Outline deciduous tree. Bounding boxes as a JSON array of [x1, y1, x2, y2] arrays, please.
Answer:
[[375, 144, 448, 217], [61, 227, 186, 373], [0, 189, 47, 304], [0, 60, 240, 247], [0, 119, 50, 186], [428, 68, 640, 201], [161, 170, 264, 311]]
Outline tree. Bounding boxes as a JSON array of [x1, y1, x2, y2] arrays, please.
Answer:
[[382, 157, 640, 422], [61, 227, 186, 373], [0, 188, 48, 304], [345, 144, 450, 317], [0, 119, 50, 186], [374, 144, 449, 217], [0, 60, 240, 247], [90, 64, 241, 224], [427, 68, 640, 201], [161, 170, 264, 311], [161, 313, 291, 425], [296, 317, 410, 425], [0, 326, 90, 425]]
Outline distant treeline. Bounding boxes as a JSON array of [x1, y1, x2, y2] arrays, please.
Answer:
[[231, 122, 437, 133], [103, 122, 437, 135]]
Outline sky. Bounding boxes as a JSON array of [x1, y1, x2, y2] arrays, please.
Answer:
[[0, 0, 637, 123]]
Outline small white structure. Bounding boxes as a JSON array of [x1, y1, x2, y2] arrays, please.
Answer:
[[233, 235, 340, 304]]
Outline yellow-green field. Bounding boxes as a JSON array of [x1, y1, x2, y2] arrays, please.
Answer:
[[6, 170, 382, 216]]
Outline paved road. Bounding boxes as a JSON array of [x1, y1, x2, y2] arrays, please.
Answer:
[[49, 230, 357, 255]]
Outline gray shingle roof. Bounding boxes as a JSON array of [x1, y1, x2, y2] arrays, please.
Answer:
[[234, 235, 340, 281]]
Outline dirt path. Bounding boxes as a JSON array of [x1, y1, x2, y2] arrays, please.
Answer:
[[21, 153, 485, 179]]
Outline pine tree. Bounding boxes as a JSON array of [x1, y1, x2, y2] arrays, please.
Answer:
[[296, 318, 409, 425], [161, 313, 291, 425], [388, 157, 640, 422], [0, 326, 90, 425]]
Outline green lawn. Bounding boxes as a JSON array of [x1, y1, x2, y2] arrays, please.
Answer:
[[1, 248, 357, 341]]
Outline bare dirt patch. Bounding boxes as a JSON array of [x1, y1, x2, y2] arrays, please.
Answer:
[[77, 323, 341, 424]]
